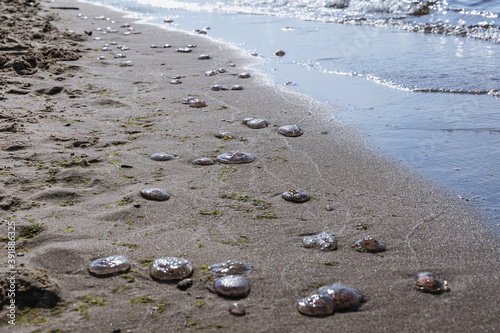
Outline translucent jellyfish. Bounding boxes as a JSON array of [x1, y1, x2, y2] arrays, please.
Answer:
[[217, 151, 255, 164], [241, 118, 254, 124], [140, 188, 170, 201], [209, 260, 255, 275], [215, 132, 236, 139], [211, 84, 229, 91], [88, 255, 130, 276], [231, 85, 244, 90], [229, 302, 246, 315], [274, 50, 286, 56], [175, 47, 192, 53], [192, 158, 215, 165], [352, 236, 386, 253], [317, 284, 363, 311], [214, 275, 250, 298], [205, 70, 217, 76], [198, 54, 212, 60], [302, 232, 337, 251], [282, 190, 311, 203], [150, 257, 193, 281], [170, 79, 182, 84], [246, 119, 268, 129], [189, 99, 207, 108], [238, 73, 251, 78], [150, 152, 176, 161], [296, 294, 334, 316], [414, 272, 449, 293], [278, 125, 303, 137]]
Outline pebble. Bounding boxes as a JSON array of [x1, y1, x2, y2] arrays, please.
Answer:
[[150, 257, 193, 281], [88, 255, 131, 276], [214, 275, 250, 298], [140, 188, 170, 201]]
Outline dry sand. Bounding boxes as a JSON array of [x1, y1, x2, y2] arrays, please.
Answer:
[[0, 0, 499, 332]]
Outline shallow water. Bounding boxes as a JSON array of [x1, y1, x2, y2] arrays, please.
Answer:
[[82, 0, 500, 236]]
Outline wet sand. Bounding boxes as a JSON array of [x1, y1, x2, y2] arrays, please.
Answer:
[[0, 0, 499, 332]]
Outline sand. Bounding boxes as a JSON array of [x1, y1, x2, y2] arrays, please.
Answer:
[[0, 0, 499, 332]]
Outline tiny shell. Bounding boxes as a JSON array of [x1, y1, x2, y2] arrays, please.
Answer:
[[192, 158, 215, 165], [140, 188, 170, 201], [238, 72, 251, 78], [317, 284, 363, 311], [189, 99, 207, 108], [231, 85, 244, 90], [214, 275, 250, 298], [302, 232, 337, 251], [278, 125, 303, 137], [352, 236, 386, 253], [246, 119, 268, 129], [88, 255, 130, 276], [198, 54, 212, 60], [211, 84, 229, 91], [414, 272, 449, 293], [209, 260, 255, 275], [150, 257, 193, 281], [217, 151, 255, 164], [282, 190, 311, 203], [296, 294, 334, 316], [216, 132, 236, 139], [151, 152, 176, 161], [229, 302, 246, 315]]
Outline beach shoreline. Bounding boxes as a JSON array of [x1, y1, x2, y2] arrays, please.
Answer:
[[0, 0, 498, 332]]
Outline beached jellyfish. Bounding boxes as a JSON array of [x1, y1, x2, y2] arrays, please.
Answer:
[[192, 158, 215, 166], [189, 99, 207, 108], [162, 44, 171, 48], [182, 97, 195, 104], [317, 284, 364, 311], [140, 188, 170, 201], [246, 119, 268, 129], [175, 47, 192, 53], [150, 44, 159, 48], [231, 85, 244, 90], [278, 125, 303, 137], [150, 152, 176, 161], [282, 190, 311, 203], [211, 84, 229, 91], [198, 54, 212, 60], [120, 61, 133, 67], [120, 46, 130, 51], [172, 75, 182, 79], [214, 275, 250, 298], [187, 44, 197, 48], [302, 232, 337, 251], [113, 53, 126, 58], [150, 257, 193, 281], [205, 70, 217, 76], [164, 19, 174, 23], [216, 132, 237, 139], [170, 79, 182, 84], [238, 72, 251, 78], [274, 50, 285, 56], [88, 255, 130, 276], [120, 23, 131, 28], [217, 68, 227, 73], [241, 118, 254, 124], [209, 260, 255, 275], [414, 272, 449, 293], [97, 56, 107, 60], [217, 151, 255, 164], [352, 236, 386, 253], [296, 294, 334, 316], [229, 302, 246, 316], [230, 63, 236, 67]]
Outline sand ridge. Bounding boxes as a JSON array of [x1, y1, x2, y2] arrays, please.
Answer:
[[0, 0, 498, 332]]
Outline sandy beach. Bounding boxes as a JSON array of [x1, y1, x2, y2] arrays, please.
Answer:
[[0, 0, 499, 332]]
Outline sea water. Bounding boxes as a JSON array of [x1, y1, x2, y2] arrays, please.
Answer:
[[81, 0, 500, 235]]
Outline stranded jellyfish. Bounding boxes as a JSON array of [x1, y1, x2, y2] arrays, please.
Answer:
[[231, 85, 244, 90], [318, 284, 364, 311], [352, 236, 386, 253], [246, 119, 268, 129], [198, 54, 212, 60], [150, 257, 193, 281], [209, 260, 255, 275], [140, 188, 170, 201], [414, 272, 449, 293], [229, 302, 246, 316], [278, 125, 303, 137], [192, 158, 215, 165], [189, 99, 207, 108], [238, 73, 251, 78], [88, 255, 130, 276], [150, 152, 176, 161], [217, 151, 255, 164], [214, 275, 250, 298], [216, 132, 237, 139], [302, 232, 337, 251], [282, 190, 311, 203], [211, 84, 229, 91], [296, 294, 334, 316]]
